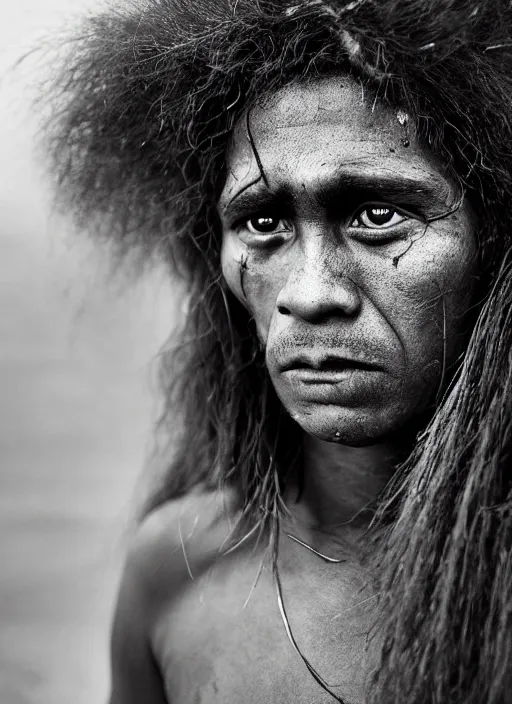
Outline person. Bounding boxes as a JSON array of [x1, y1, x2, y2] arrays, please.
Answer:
[[44, 0, 512, 702]]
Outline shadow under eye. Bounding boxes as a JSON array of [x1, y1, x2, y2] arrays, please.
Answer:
[[348, 220, 417, 247], [354, 234, 410, 247]]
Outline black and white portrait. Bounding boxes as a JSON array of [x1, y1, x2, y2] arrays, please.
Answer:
[[2, 1, 511, 703]]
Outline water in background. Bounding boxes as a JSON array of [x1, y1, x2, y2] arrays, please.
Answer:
[[0, 4, 176, 702]]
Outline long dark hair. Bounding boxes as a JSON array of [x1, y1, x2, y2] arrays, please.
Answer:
[[44, 1, 512, 701]]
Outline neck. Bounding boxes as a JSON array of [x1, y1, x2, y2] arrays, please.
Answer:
[[284, 433, 408, 541]]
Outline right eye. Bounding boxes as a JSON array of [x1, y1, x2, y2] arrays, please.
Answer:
[[245, 216, 290, 234]]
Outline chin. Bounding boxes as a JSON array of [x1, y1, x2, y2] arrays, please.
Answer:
[[289, 404, 417, 446]]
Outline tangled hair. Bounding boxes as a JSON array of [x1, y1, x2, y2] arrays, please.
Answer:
[[44, 0, 512, 702]]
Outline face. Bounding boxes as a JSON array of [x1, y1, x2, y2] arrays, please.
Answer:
[[218, 77, 477, 445]]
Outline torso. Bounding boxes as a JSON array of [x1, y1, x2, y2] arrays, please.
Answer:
[[148, 493, 378, 704]]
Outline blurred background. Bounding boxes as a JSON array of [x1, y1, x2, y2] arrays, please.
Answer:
[[0, 3, 175, 702]]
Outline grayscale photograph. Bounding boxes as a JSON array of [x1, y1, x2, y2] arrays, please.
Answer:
[[1, 1, 511, 703]]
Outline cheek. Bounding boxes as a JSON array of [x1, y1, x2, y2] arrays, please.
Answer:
[[220, 237, 245, 302], [221, 237, 286, 341], [384, 224, 477, 364]]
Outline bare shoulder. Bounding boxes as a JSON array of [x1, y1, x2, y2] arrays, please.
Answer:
[[118, 486, 240, 620], [109, 487, 240, 704], [126, 487, 240, 602]]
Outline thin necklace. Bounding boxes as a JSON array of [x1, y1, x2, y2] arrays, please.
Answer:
[[274, 523, 349, 703], [285, 532, 347, 564]]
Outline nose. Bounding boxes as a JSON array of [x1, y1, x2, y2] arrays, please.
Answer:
[[275, 238, 362, 323]]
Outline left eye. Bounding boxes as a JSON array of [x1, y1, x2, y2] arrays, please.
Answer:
[[351, 206, 407, 229]]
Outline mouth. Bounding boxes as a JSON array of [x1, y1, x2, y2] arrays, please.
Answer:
[[290, 357, 376, 372], [279, 354, 384, 385], [282, 355, 381, 375]]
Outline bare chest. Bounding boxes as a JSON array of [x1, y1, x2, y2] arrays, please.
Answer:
[[153, 552, 377, 704]]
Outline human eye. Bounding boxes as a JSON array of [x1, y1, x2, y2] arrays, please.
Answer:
[[349, 203, 422, 239], [244, 215, 291, 235], [350, 204, 410, 231], [233, 213, 293, 248]]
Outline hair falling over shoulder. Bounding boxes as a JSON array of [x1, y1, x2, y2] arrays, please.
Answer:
[[42, 1, 512, 701]]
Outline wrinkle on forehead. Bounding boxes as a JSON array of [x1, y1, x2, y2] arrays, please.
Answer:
[[249, 77, 401, 136], [219, 77, 454, 214]]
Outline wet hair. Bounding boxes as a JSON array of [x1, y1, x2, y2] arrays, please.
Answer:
[[44, 1, 512, 702]]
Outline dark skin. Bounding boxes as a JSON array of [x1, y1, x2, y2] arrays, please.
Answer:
[[109, 77, 477, 704]]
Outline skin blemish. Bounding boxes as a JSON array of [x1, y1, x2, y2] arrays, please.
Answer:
[[392, 227, 426, 267], [397, 110, 410, 147], [239, 254, 249, 299]]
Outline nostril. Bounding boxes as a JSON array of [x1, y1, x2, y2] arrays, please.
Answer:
[[278, 305, 291, 315]]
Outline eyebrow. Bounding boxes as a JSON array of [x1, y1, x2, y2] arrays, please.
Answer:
[[219, 170, 452, 222], [220, 189, 296, 221]]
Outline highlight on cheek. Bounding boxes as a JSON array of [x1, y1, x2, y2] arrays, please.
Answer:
[[221, 237, 250, 305]]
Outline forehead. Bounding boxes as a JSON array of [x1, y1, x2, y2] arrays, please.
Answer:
[[250, 76, 400, 142], [220, 77, 449, 205]]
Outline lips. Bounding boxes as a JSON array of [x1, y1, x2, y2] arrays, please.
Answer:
[[276, 350, 386, 391], [274, 350, 387, 405], [280, 354, 382, 374]]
